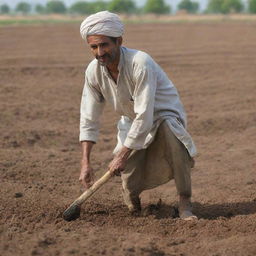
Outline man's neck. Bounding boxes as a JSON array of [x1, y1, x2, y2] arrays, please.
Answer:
[[106, 49, 120, 73]]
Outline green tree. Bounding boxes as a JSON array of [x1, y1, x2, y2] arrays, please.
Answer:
[[70, 1, 109, 15], [248, 0, 256, 13], [91, 1, 109, 12], [206, 0, 223, 13], [70, 1, 93, 14], [144, 0, 171, 14], [0, 4, 10, 14], [221, 0, 243, 13], [35, 4, 46, 14], [178, 0, 199, 13], [15, 2, 31, 14], [46, 0, 67, 14], [207, 0, 243, 13], [108, 0, 137, 14]]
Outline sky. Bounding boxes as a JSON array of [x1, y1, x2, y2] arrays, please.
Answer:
[[0, 0, 209, 12]]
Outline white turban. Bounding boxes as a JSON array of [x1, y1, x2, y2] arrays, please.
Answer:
[[80, 11, 124, 40]]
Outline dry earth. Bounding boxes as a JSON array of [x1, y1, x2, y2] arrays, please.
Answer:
[[0, 22, 256, 256]]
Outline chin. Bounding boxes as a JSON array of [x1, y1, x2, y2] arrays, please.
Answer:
[[98, 60, 106, 66]]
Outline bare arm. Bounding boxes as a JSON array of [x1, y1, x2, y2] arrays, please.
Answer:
[[81, 140, 94, 165], [79, 141, 95, 189]]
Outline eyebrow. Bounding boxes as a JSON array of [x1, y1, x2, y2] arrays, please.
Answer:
[[90, 42, 109, 48]]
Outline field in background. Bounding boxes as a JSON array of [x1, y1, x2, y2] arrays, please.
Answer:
[[0, 22, 256, 255], [1, 13, 256, 25]]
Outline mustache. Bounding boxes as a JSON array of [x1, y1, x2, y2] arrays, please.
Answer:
[[96, 53, 111, 60]]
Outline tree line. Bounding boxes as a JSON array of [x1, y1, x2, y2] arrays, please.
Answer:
[[0, 0, 256, 15]]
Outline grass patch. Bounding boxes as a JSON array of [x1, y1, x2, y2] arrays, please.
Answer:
[[0, 19, 79, 26], [0, 14, 256, 26]]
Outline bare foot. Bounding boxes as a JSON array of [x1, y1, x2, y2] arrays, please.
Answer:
[[179, 196, 198, 221], [179, 210, 198, 221], [123, 190, 141, 214]]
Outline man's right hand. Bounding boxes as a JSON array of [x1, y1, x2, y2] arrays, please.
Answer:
[[79, 164, 95, 190]]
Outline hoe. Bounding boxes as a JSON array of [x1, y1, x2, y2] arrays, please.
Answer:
[[63, 170, 112, 221]]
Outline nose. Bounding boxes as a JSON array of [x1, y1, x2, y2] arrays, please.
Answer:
[[97, 46, 104, 57]]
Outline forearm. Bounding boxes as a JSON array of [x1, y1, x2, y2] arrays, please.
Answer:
[[116, 146, 132, 160], [81, 140, 95, 165], [79, 141, 95, 189]]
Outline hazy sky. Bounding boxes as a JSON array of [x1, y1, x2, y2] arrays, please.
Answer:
[[0, 0, 209, 12]]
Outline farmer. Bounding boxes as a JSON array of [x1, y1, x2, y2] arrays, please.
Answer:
[[79, 11, 197, 220]]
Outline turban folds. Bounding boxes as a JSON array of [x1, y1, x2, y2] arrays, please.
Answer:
[[80, 11, 124, 40]]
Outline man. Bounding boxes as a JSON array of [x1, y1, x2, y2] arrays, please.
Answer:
[[79, 11, 197, 220]]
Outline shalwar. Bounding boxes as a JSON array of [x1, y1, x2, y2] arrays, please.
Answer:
[[121, 119, 193, 208]]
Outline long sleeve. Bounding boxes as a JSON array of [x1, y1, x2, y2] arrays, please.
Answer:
[[123, 66, 157, 150], [79, 74, 105, 142]]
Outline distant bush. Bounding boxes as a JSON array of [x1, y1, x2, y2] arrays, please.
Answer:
[[35, 4, 46, 14], [92, 1, 109, 13], [108, 0, 137, 14], [70, 1, 93, 14], [46, 0, 67, 14], [206, 0, 222, 13], [178, 0, 199, 13], [70, 1, 108, 15], [144, 0, 171, 14], [206, 0, 244, 13], [15, 2, 31, 15], [0, 4, 10, 14], [248, 0, 256, 13], [221, 0, 243, 13]]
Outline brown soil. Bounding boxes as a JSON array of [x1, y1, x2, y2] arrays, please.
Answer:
[[0, 23, 256, 256]]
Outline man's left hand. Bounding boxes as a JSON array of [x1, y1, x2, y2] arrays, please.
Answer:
[[108, 146, 132, 176]]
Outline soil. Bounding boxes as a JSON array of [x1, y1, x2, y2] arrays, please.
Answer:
[[0, 22, 256, 256]]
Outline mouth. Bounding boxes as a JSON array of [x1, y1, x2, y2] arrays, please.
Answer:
[[96, 54, 109, 63], [98, 57, 106, 62]]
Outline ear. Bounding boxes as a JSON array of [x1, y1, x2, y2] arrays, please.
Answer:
[[117, 37, 123, 46]]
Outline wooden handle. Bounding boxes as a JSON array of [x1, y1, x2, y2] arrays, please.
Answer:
[[71, 170, 112, 206]]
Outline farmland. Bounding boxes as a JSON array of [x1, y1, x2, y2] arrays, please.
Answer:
[[0, 20, 256, 255]]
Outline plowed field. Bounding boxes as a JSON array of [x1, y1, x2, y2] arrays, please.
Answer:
[[1, 22, 256, 256]]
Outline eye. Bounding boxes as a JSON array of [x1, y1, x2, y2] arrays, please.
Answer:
[[90, 45, 97, 50], [101, 42, 108, 47]]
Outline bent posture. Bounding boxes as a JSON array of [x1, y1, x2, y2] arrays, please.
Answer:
[[79, 11, 197, 220]]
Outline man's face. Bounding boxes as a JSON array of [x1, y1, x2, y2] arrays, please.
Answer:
[[87, 35, 121, 66]]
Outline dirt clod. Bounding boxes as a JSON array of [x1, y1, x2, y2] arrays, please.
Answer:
[[14, 192, 23, 198]]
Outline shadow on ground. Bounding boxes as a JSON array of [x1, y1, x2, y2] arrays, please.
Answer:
[[193, 200, 256, 219], [85, 200, 256, 219]]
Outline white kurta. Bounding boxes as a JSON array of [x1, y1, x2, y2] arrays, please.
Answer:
[[80, 46, 197, 157]]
